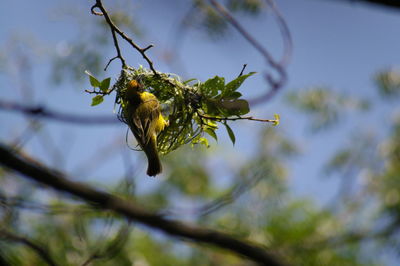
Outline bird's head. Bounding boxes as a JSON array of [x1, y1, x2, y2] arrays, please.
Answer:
[[127, 80, 144, 92], [125, 79, 144, 102]]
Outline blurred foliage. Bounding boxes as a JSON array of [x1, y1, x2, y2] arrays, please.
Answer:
[[164, 146, 211, 197], [377, 115, 400, 221], [287, 87, 370, 131], [195, 2, 228, 38], [52, 43, 103, 84], [227, 0, 264, 14], [324, 132, 380, 177], [1, 120, 386, 265], [375, 68, 400, 99], [189, 0, 264, 39]]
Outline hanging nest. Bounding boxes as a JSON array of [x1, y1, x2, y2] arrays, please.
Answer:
[[113, 66, 206, 155], [111, 66, 260, 155]]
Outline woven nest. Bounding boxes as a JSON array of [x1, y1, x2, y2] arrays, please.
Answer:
[[113, 67, 204, 155]]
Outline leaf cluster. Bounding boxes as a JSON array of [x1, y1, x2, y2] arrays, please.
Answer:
[[85, 70, 112, 106]]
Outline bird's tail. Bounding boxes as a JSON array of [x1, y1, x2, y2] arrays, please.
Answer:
[[143, 135, 162, 177]]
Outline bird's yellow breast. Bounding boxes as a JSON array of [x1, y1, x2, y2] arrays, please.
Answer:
[[136, 92, 168, 134]]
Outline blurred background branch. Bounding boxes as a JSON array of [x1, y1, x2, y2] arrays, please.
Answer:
[[0, 100, 118, 124], [0, 143, 284, 266], [0, 230, 58, 266]]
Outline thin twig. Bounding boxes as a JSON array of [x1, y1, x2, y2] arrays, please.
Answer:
[[0, 230, 59, 266], [198, 113, 278, 124], [91, 3, 126, 70], [109, 29, 126, 70], [238, 64, 247, 77], [0, 143, 285, 266], [84, 87, 115, 96], [104, 56, 119, 71], [91, 0, 157, 75]]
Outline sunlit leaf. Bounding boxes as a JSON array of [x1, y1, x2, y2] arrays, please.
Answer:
[[100, 77, 111, 92], [224, 72, 256, 96], [183, 78, 197, 85], [273, 114, 280, 126], [91, 95, 104, 106], [205, 119, 218, 128], [85, 70, 101, 88], [205, 128, 218, 141], [198, 137, 209, 148], [202, 76, 225, 97]]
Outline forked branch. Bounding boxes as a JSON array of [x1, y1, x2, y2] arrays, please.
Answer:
[[91, 0, 157, 74]]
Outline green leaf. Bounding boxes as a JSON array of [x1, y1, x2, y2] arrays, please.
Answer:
[[273, 114, 280, 126], [91, 95, 104, 106], [224, 123, 235, 145], [198, 137, 209, 148], [100, 77, 111, 92], [224, 72, 256, 96], [202, 76, 225, 97], [205, 128, 218, 142], [204, 118, 218, 129], [219, 99, 250, 115], [85, 70, 101, 88], [203, 99, 220, 116], [225, 91, 242, 99], [183, 78, 197, 85]]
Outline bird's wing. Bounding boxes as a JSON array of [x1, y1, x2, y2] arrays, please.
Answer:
[[131, 114, 146, 145], [142, 95, 161, 142], [131, 93, 161, 146]]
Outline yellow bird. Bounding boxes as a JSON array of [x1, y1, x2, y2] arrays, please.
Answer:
[[124, 80, 168, 176]]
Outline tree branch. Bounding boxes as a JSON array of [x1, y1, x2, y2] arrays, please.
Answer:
[[198, 112, 279, 125], [0, 230, 59, 266], [0, 143, 284, 266], [91, 0, 157, 74], [0, 100, 118, 124]]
